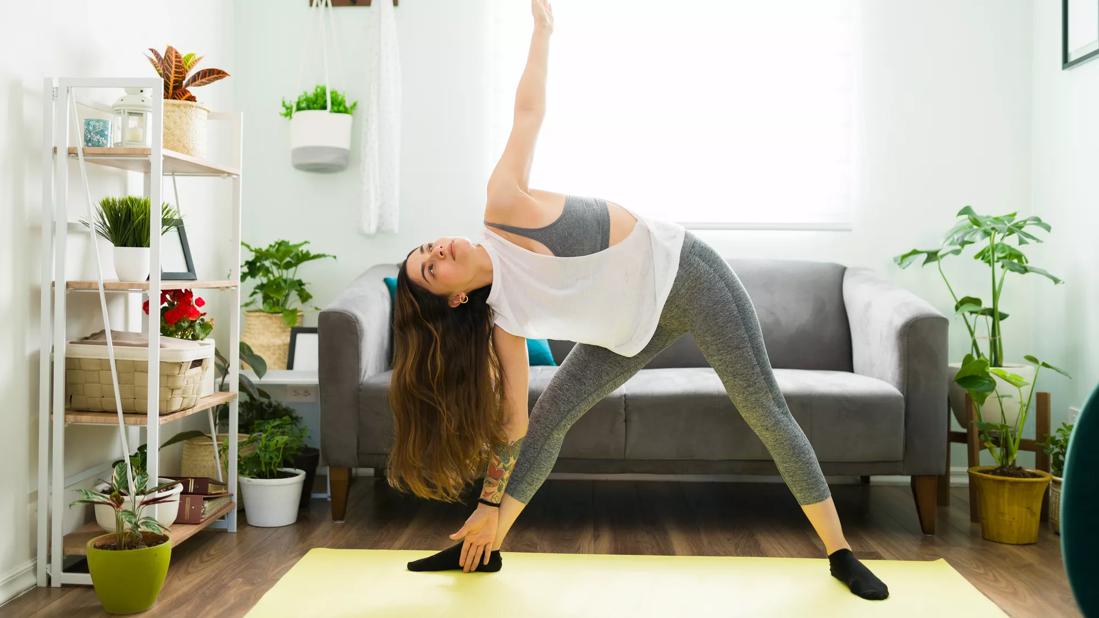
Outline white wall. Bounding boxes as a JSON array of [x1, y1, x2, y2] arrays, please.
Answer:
[[0, 0, 235, 602], [1030, 1, 1099, 423], [233, 0, 1038, 462]]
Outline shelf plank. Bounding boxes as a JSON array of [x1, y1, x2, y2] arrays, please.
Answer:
[[64, 391, 237, 426], [63, 500, 236, 556], [64, 146, 239, 177], [63, 279, 238, 291]]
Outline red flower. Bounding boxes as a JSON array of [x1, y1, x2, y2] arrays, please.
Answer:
[[195, 297, 205, 308], [142, 299, 150, 314], [164, 305, 184, 325]]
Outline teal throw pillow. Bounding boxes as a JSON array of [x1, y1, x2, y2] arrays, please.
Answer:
[[382, 276, 556, 366]]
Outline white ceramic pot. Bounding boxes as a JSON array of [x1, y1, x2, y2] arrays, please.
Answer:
[[239, 468, 305, 527], [113, 246, 150, 282], [94, 477, 183, 532], [163, 99, 210, 158], [289, 110, 352, 172], [948, 361, 1037, 430]]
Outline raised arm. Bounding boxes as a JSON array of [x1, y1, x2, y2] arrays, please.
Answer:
[[487, 0, 554, 201]]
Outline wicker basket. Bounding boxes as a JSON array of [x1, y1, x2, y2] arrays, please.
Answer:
[[64, 332, 213, 414], [163, 99, 209, 158], [242, 310, 302, 370]]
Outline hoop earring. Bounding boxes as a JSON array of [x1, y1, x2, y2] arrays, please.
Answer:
[[459, 294, 469, 304]]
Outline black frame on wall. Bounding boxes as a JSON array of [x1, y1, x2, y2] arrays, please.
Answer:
[[161, 218, 197, 281], [1063, 0, 1099, 69]]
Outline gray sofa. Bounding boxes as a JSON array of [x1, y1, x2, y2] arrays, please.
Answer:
[[319, 258, 949, 533]]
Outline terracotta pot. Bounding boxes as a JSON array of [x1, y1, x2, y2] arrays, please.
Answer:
[[969, 465, 1052, 544]]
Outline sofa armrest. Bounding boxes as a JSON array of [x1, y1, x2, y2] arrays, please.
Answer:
[[843, 266, 949, 474], [319, 264, 397, 468]]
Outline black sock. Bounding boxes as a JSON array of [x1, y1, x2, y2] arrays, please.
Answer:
[[828, 548, 889, 600], [406, 541, 502, 573]]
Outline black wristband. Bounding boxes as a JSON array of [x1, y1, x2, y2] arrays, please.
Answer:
[[478, 498, 501, 508]]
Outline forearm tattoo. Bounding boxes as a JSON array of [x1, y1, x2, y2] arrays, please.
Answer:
[[481, 436, 525, 504]]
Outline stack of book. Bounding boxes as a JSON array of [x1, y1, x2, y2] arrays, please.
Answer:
[[168, 476, 232, 524]]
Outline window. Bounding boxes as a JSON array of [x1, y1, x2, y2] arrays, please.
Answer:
[[486, 1, 857, 229]]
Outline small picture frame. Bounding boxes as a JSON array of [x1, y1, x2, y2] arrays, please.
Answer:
[[288, 326, 319, 371], [1064, 0, 1099, 69], [161, 219, 197, 281]]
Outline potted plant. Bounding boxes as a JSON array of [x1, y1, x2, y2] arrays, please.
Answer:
[[234, 416, 308, 527], [896, 206, 1071, 544], [281, 84, 358, 172], [240, 396, 320, 509], [71, 463, 178, 613], [144, 288, 216, 395], [146, 45, 230, 158], [85, 196, 180, 282], [93, 447, 183, 532], [1040, 420, 1074, 535], [241, 239, 335, 369]]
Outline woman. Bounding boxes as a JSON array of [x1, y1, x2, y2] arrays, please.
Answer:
[[388, 0, 888, 601]]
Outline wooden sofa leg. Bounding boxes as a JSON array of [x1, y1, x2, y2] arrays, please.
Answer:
[[910, 475, 938, 535], [331, 466, 351, 523]]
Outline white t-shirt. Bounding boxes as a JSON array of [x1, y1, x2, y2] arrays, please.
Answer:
[[482, 208, 686, 357]]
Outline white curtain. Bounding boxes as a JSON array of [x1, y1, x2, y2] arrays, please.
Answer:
[[361, 0, 402, 234], [486, 0, 856, 229]]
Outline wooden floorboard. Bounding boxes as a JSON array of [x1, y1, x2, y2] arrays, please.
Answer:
[[1, 477, 1080, 617]]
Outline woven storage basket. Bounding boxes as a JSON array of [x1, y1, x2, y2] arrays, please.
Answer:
[[181, 433, 253, 510], [242, 310, 302, 370], [163, 100, 209, 158], [64, 331, 213, 414]]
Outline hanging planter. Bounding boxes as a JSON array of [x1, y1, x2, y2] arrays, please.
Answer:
[[145, 45, 230, 158], [282, 86, 357, 172], [283, 0, 358, 172]]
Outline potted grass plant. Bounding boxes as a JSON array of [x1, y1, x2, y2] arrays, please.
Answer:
[[281, 84, 358, 172], [241, 239, 334, 369], [1041, 421, 1075, 535], [85, 196, 180, 282], [235, 416, 308, 527], [72, 463, 179, 613], [895, 205, 1071, 544], [145, 45, 230, 158]]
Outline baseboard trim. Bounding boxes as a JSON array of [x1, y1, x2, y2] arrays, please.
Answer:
[[0, 560, 37, 608]]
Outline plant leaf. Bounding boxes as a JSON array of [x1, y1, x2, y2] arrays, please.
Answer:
[[164, 46, 187, 98], [184, 68, 230, 89]]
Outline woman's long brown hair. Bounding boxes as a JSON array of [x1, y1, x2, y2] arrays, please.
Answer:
[[387, 251, 507, 502]]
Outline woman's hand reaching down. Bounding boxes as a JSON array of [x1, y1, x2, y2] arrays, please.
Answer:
[[449, 504, 501, 573], [532, 0, 554, 34]]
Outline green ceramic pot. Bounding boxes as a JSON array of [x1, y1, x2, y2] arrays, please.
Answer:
[[86, 532, 171, 614]]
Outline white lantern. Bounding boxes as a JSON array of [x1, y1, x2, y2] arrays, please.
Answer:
[[111, 87, 152, 148]]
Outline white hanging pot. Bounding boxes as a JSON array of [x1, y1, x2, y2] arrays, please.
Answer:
[[290, 110, 352, 172], [113, 246, 150, 282]]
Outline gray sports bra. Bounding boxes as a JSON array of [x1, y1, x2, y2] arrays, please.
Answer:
[[483, 194, 611, 257]]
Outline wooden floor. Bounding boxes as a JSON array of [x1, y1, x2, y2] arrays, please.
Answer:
[[2, 475, 1080, 617]]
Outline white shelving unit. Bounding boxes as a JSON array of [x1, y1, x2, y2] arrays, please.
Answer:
[[37, 77, 243, 587]]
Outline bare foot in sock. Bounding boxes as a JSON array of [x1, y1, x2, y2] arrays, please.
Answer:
[[406, 541, 502, 573], [828, 548, 889, 600]]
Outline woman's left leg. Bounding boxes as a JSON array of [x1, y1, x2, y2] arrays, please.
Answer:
[[678, 237, 888, 600]]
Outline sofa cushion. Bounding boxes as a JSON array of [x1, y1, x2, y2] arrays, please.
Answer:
[[622, 368, 904, 463], [357, 366, 626, 460]]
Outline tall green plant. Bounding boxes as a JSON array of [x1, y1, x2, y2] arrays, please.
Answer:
[[235, 417, 307, 479], [241, 240, 335, 326], [895, 206, 1071, 473], [86, 196, 180, 248]]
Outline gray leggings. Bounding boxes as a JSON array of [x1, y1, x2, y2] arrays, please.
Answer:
[[504, 230, 832, 506]]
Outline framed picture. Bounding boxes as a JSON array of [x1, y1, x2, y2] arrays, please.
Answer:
[[288, 326, 319, 371], [161, 219, 197, 281], [1064, 0, 1099, 69]]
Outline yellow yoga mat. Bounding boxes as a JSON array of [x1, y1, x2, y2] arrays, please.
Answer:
[[246, 548, 1006, 618]]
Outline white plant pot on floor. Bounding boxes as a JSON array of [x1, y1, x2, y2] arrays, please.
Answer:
[[113, 246, 150, 282], [94, 477, 183, 532], [240, 468, 305, 527], [289, 110, 352, 172]]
